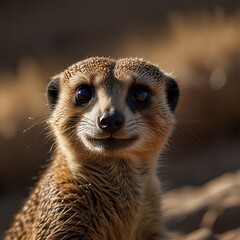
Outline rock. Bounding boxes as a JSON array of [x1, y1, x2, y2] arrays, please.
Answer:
[[163, 171, 240, 239], [217, 228, 240, 240]]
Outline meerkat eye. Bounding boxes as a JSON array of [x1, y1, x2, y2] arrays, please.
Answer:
[[75, 85, 94, 105], [132, 85, 151, 104]]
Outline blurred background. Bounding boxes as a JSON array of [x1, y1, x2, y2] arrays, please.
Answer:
[[0, 1, 240, 239]]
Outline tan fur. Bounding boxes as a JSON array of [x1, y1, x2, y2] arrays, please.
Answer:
[[4, 57, 177, 240]]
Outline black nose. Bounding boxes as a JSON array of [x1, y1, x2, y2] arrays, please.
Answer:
[[97, 110, 124, 133]]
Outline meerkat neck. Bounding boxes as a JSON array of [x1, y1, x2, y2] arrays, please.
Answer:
[[54, 144, 158, 176], [53, 149, 154, 201]]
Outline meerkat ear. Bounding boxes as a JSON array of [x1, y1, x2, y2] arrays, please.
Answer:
[[47, 74, 61, 110], [165, 76, 179, 112]]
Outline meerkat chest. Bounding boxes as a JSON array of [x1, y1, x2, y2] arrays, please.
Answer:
[[34, 167, 143, 240]]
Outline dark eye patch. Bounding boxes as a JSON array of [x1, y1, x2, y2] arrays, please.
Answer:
[[132, 85, 150, 103], [126, 84, 152, 112], [74, 85, 94, 106]]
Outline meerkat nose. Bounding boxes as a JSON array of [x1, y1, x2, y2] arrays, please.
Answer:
[[97, 109, 124, 133]]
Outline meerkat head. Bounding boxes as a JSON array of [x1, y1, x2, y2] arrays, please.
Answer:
[[47, 57, 179, 167]]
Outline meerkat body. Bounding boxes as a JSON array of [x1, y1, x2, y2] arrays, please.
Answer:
[[5, 57, 179, 240]]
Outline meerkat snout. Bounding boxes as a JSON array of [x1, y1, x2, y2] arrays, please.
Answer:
[[97, 109, 124, 133]]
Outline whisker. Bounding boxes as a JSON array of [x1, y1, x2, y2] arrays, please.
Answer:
[[26, 125, 50, 149], [23, 116, 48, 134], [176, 124, 202, 143], [49, 141, 57, 152]]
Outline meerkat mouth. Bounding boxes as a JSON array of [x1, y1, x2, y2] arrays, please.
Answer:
[[86, 136, 138, 150]]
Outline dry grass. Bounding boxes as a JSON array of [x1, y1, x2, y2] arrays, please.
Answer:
[[0, 59, 48, 139], [119, 9, 240, 78]]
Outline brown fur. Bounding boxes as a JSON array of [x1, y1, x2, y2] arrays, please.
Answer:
[[4, 57, 178, 240]]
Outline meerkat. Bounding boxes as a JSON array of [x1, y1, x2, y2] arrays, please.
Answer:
[[4, 57, 179, 240]]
